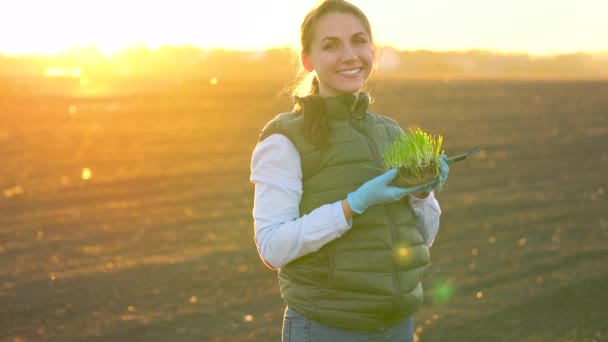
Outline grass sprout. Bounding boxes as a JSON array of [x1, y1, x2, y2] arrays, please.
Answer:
[[383, 128, 444, 187]]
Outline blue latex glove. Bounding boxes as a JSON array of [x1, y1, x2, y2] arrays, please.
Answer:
[[347, 168, 429, 214], [422, 155, 450, 191]]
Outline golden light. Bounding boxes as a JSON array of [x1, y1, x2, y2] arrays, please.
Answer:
[[393, 244, 413, 264], [189, 296, 198, 304], [3, 186, 24, 198], [476, 291, 484, 299], [244, 314, 254, 322], [68, 105, 78, 115], [127, 305, 136, 312], [81, 168, 92, 180], [210, 77, 219, 85], [0, 1, 288, 56], [43, 66, 82, 78], [49, 273, 57, 281], [471, 248, 479, 256], [1, 1, 607, 57]]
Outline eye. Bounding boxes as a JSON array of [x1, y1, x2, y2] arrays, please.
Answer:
[[353, 37, 368, 45], [323, 42, 338, 50]]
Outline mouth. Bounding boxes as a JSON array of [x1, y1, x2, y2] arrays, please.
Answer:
[[337, 67, 362, 75]]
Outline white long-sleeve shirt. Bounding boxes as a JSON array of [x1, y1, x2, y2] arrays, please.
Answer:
[[250, 134, 442, 269]]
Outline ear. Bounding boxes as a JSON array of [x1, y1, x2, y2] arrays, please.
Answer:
[[301, 55, 314, 72]]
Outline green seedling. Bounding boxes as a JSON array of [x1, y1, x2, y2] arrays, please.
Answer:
[[383, 128, 444, 188]]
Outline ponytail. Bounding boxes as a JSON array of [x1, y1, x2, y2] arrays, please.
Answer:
[[296, 75, 332, 150], [310, 75, 320, 95]]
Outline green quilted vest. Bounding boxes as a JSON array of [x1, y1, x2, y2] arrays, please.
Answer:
[[259, 93, 430, 331]]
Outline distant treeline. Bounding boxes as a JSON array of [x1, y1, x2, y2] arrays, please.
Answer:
[[1, 46, 607, 80]]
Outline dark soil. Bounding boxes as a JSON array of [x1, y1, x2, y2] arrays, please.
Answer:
[[394, 164, 439, 188], [1, 78, 607, 341]]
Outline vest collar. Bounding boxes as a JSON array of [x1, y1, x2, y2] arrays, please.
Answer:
[[293, 93, 370, 120]]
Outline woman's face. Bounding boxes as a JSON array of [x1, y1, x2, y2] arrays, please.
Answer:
[[303, 12, 375, 97]]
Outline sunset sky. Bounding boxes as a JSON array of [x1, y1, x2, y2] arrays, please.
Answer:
[[1, 0, 606, 56]]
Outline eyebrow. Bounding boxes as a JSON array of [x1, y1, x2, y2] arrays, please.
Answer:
[[320, 31, 367, 43]]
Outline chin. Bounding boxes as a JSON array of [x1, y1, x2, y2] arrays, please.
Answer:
[[341, 87, 364, 95]]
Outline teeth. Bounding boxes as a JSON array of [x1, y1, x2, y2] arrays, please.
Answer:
[[339, 68, 360, 75]]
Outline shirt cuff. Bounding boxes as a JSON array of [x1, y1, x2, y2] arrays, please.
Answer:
[[331, 200, 352, 236], [409, 192, 431, 208]]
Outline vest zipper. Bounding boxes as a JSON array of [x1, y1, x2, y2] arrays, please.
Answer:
[[349, 116, 383, 168], [349, 115, 404, 314], [384, 205, 403, 314]]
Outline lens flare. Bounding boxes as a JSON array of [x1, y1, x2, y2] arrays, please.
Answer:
[[393, 243, 414, 265], [81, 168, 92, 180], [431, 279, 456, 304], [43, 66, 82, 78]]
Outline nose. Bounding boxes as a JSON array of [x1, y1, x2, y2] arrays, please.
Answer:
[[340, 43, 357, 62]]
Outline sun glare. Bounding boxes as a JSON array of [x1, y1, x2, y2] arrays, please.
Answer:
[[0, 1, 605, 57], [43, 66, 91, 92], [0, 0, 300, 57], [43, 67, 83, 78], [81, 168, 92, 180]]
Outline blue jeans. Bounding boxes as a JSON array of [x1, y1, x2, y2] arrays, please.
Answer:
[[282, 307, 414, 342]]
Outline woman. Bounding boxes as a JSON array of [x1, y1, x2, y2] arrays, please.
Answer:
[[250, 1, 449, 340]]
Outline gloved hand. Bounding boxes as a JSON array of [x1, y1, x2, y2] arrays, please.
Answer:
[[347, 168, 429, 214], [421, 155, 450, 192]]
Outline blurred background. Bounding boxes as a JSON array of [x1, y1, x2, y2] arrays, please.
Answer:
[[1, 1, 607, 341]]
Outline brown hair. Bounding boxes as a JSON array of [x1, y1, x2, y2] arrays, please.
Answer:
[[293, 0, 374, 150]]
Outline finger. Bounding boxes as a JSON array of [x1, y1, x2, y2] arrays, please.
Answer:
[[378, 168, 398, 183], [438, 158, 449, 175], [387, 187, 411, 201], [408, 181, 432, 193]]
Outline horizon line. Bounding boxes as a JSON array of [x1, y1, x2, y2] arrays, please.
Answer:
[[1, 43, 607, 58]]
